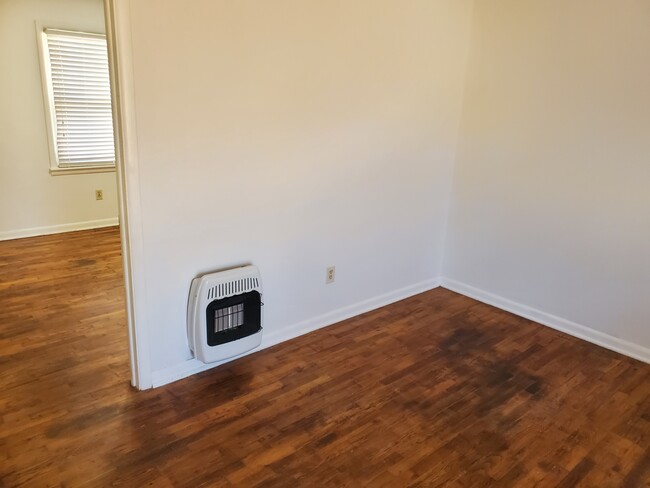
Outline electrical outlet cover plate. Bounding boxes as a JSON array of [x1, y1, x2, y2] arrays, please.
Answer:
[[326, 266, 335, 284]]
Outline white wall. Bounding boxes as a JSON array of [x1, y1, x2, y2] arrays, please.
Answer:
[[125, 0, 474, 376], [445, 1, 650, 351], [0, 0, 118, 239]]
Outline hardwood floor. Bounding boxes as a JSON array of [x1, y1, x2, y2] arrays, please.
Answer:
[[1, 227, 649, 487]]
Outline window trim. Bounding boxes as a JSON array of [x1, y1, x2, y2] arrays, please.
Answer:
[[36, 24, 116, 175]]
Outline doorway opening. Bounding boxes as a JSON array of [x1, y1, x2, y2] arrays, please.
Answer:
[[0, 0, 138, 387]]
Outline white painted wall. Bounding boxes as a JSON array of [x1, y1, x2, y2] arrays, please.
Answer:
[[0, 0, 118, 240], [125, 0, 474, 375], [445, 1, 650, 350]]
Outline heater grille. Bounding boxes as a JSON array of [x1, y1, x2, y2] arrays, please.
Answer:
[[214, 303, 245, 332], [207, 277, 260, 300]]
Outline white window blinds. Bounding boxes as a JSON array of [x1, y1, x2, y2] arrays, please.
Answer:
[[43, 29, 115, 167]]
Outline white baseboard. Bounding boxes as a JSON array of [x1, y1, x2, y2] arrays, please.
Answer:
[[441, 277, 650, 364], [0, 217, 119, 241], [150, 277, 442, 388], [150, 274, 649, 388]]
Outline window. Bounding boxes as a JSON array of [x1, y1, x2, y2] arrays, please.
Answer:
[[38, 28, 115, 174]]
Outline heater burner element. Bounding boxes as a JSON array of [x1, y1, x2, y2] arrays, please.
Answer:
[[214, 303, 244, 333], [205, 290, 261, 347]]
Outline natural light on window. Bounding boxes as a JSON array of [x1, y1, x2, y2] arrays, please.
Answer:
[[38, 28, 115, 174]]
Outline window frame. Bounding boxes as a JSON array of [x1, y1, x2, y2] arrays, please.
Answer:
[[36, 24, 116, 175]]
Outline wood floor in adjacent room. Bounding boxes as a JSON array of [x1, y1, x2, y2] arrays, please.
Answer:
[[1, 227, 649, 487]]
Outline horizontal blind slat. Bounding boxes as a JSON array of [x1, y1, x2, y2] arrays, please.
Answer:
[[59, 159, 114, 164], [57, 142, 115, 149], [58, 149, 115, 156], [59, 154, 115, 160]]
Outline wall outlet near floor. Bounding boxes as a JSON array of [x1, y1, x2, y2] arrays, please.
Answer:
[[95, 189, 103, 200], [326, 266, 336, 284]]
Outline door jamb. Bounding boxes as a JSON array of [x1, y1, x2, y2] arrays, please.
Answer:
[[104, 0, 152, 389]]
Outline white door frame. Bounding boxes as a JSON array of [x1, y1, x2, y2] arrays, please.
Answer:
[[104, 0, 152, 389]]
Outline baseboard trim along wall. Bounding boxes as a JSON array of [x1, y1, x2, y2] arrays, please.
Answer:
[[151, 275, 649, 388], [0, 217, 119, 241], [150, 277, 442, 388], [441, 277, 650, 365]]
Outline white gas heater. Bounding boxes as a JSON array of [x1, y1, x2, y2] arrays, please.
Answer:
[[187, 265, 263, 363]]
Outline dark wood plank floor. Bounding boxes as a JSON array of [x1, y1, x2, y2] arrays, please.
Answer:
[[1, 227, 649, 487]]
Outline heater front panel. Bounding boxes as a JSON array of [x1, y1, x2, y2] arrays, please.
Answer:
[[205, 291, 261, 346]]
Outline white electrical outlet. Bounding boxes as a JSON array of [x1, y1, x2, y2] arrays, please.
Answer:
[[326, 266, 335, 284]]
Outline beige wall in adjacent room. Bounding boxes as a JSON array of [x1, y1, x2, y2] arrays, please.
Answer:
[[0, 0, 118, 239]]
